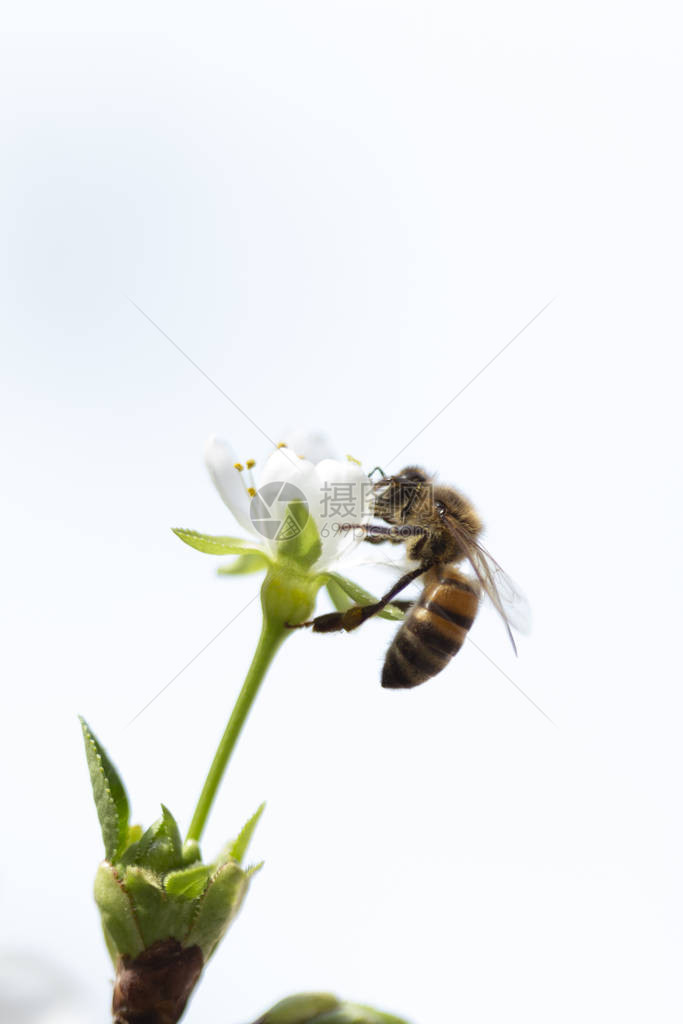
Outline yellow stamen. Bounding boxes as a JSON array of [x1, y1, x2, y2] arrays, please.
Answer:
[[247, 487, 256, 497], [346, 454, 362, 466], [277, 442, 288, 448], [233, 462, 244, 472], [246, 459, 256, 469]]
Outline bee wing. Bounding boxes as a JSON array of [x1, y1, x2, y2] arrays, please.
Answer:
[[441, 513, 531, 654]]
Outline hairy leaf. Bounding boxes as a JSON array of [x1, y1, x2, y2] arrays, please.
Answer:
[[217, 552, 270, 575], [173, 529, 266, 557], [80, 718, 129, 861], [230, 802, 265, 865], [164, 864, 211, 900]]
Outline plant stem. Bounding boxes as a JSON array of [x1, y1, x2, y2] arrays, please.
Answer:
[[187, 616, 287, 843]]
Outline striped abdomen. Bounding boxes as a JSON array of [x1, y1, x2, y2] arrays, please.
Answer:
[[381, 567, 480, 689]]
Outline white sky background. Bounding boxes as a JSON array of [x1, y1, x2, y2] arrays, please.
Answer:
[[1, 3, 682, 1022]]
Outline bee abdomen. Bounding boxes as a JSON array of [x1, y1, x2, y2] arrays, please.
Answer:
[[381, 572, 479, 689]]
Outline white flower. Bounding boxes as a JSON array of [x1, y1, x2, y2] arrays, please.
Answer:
[[277, 427, 338, 465], [204, 435, 374, 573], [175, 431, 409, 628]]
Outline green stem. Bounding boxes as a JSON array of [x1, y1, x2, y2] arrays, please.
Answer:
[[187, 615, 287, 843]]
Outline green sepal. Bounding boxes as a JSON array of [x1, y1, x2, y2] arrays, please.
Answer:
[[94, 851, 252, 963], [123, 866, 197, 947], [164, 863, 211, 900], [277, 501, 322, 569], [173, 528, 267, 558], [93, 862, 144, 962], [119, 805, 184, 873], [218, 552, 270, 575], [228, 802, 265, 865], [102, 923, 120, 965], [326, 577, 355, 613], [80, 718, 130, 861], [185, 861, 249, 961], [325, 574, 407, 621]]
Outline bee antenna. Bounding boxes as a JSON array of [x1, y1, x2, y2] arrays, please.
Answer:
[[368, 466, 386, 479]]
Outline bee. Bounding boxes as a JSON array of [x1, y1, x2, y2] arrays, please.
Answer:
[[289, 466, 528, 689]]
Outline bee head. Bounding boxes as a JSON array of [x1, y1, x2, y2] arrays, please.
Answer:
[[394, 466, 431, 484], [373, 466, 432, 524]]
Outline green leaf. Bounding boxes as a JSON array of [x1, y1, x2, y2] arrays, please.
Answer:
[[93, 863, 144, 961], [80, 717, 129, 861], [278, 501, 322, 569], [173, 528, 267, 558], [120, 805, 184, 873], [127, 824, 143, 845], [217, 552, 270, 575], [229, 802, 265, 865], [164, 863, 211, 900], [185, 861, 249, 960], [326, 574, 407, 621]]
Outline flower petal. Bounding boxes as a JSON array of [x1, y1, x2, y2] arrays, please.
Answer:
[[204, 436, 255, 535], [252, 448, 321, 557], [257, 447, 318, 491], [279, 428, 338, 463], [310, 459, 374, 571]]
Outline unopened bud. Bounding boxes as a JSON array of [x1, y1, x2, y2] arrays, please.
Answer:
[[250, 993, 411, 1024]]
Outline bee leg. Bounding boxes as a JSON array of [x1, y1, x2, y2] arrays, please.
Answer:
[[285, 565, 428, 633], [410, 533, 428, 559], [285, 610, 353, 633], [367, 526, 427, 547], [337, 523, 426, 545], [362, 525, 407, 545], [336, 523, 407, 545]]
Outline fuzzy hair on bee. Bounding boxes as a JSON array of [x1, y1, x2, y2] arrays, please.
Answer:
[[287, 465, 528, 689]]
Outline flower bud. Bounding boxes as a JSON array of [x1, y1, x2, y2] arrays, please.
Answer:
[[251, 993, 412, 1024], [253, 993, 340, 1023], [82, 719, 262, 1023]]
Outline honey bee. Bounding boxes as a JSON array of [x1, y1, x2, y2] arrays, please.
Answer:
[[289, 466, 529, 689]]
